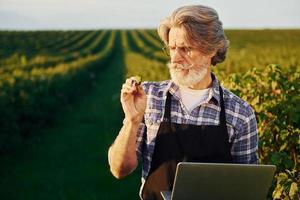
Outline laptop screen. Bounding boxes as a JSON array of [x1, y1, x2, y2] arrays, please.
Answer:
[[164, 162, 276, 200]]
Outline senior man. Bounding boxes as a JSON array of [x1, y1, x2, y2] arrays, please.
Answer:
[[108, 5, 258, 200]]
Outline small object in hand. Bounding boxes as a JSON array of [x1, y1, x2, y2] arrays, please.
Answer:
[[132, 75, 142, 85]]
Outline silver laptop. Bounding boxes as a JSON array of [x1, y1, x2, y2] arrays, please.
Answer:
[[161, 162, 276, 200]]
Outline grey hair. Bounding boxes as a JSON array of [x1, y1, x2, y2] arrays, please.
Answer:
[[157, 5, 229, 66]]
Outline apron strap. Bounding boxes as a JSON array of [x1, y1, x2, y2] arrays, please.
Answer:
[[164, 83, 227, 126], [219, 84, 227, 126], [164, 92, 172, 121]]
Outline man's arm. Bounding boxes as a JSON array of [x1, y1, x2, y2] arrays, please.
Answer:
[[108, 118, 141, 179], [108, 77, 147, 179]]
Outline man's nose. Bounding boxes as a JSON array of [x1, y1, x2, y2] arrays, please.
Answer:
[[171, 50, 184, 64]]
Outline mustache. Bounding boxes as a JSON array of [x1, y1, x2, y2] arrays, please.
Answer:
[[168, 63, 192, 70]]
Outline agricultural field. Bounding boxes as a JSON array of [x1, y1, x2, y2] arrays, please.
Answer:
[[0, 29, 299, 199]]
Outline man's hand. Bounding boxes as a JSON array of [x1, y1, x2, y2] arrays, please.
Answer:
[[121, 77, 147, 123]]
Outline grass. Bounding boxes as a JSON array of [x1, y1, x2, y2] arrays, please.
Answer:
[[0, 32, 141, 200]]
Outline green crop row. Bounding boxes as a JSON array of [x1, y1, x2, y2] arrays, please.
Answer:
[[0, 31, 108, 73], [0, 31, 116, 154], [0, 31, 88, 59]]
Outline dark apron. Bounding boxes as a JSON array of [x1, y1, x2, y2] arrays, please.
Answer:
[[141, 84, 233, 200]]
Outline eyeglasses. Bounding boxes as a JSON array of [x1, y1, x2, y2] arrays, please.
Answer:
[[162, 45, 196, 57]]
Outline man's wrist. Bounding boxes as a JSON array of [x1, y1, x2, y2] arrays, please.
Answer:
[[123, 116, 143, 125]]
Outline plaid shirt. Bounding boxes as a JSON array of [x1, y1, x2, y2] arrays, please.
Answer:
[[135, 74, 258, 193]]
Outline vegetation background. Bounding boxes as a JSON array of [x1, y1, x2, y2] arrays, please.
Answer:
[[0, 29, 299, 199]]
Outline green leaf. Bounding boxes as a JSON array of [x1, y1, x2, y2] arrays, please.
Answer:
[[251, 96, 260, 106], [279, 142, 288, 152], [288, 182, 298, 198], [277, 172, 288, 183], [273, 186, 283, 199], [271, 81, 277, 90]]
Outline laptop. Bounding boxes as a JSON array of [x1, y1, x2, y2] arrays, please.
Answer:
[[161, 162, 276, 200]]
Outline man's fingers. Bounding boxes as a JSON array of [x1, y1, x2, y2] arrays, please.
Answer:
[[125, 78, 136, 85], [122, 83, 137, 92], [122, 83, 132, 90], [121, 78, 145, 100], [121, 87, 135, 95], [125, 77, 141, 86], [125, 78, 131, 84], [138, 85, 146, 95]]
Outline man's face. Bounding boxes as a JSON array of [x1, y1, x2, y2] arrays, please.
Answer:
[[167, 26, 214, 87]]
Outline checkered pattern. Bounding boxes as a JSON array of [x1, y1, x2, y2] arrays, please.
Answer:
[[135, 74, 258, 193]]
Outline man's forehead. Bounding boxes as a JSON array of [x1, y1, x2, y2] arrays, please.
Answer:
[[168, 26, 190, 46]]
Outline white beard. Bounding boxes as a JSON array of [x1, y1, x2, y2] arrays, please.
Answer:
[[168, 63, 208, 87]]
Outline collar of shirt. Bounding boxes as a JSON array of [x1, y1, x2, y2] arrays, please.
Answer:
[[167, 72, 221, 106]]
